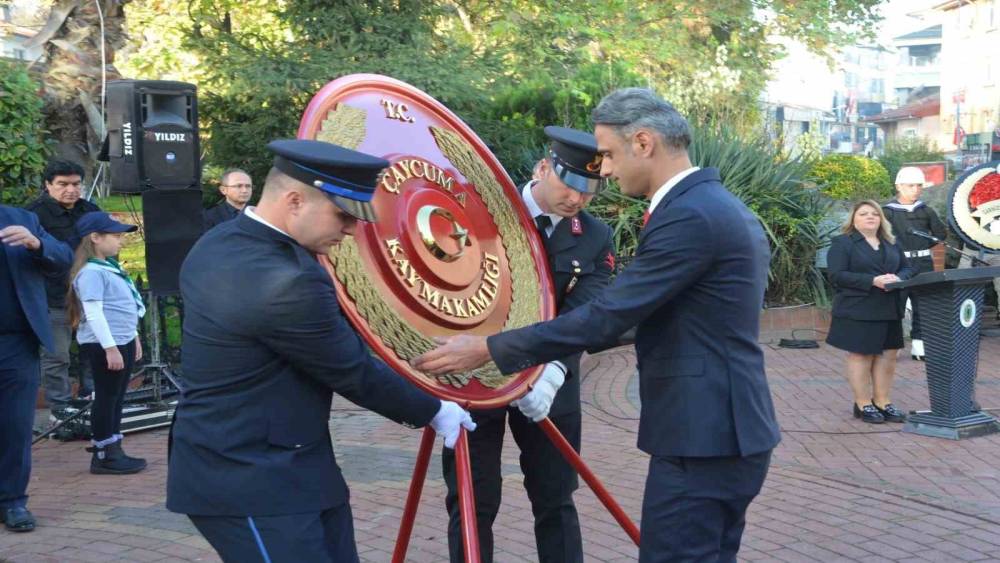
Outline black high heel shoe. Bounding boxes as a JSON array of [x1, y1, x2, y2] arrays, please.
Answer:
[[853, 403, 885, 424]]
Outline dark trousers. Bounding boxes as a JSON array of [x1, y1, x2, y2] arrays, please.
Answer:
[[0, 333, 40, 510], [639, 450, 772, 563], [908, 257, 934, 341], [80, 340, 135, 441], [189, 503, 359, 563], [442, 408, 583, 563]]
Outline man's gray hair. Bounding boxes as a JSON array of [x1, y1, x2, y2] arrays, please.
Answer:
[[591, 88, 691, 151]]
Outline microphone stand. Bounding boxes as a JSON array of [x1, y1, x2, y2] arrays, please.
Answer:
[[909, 230, 992, 267]]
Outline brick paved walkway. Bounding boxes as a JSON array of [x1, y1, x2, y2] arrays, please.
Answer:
[[5, 332, 1000, 562]]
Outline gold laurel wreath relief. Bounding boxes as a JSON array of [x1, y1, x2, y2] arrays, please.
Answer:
[[318, 105, 541, 389]]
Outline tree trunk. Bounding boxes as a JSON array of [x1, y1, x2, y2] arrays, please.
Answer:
[[27, 0, 131, 182]]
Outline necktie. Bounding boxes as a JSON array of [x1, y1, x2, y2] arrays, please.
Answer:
[[642, 210, 651, 228], [535, 215, 552, 239]]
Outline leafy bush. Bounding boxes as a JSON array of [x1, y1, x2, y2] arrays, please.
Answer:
[[589, 124, 830, 305], [807, 154, 892, 201], [0, 62, 50, 206], [878, 136, 945, 186]]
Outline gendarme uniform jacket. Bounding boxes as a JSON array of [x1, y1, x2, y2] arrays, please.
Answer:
[[166, 213, 440, 517], [536, 205, 615, 416]]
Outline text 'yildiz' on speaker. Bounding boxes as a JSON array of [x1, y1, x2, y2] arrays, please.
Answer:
[[142, 190, 204, 295], [106, 80, 200, 193]]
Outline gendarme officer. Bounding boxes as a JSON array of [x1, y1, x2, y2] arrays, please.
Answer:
[[167, 139, 475, 562], [882, 167, 947, 361], [442, 126, 615, 563]]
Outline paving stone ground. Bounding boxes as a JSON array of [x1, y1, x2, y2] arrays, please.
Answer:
[[5, 326, 1000, 562]]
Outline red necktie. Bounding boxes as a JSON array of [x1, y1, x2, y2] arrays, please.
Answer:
[[642, 210, 651, 227]]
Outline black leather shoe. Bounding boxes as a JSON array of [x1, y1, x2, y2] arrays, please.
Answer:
[[1, 507, 36, 532], [853, 403, 885, 424], [874, 402, 906, 423]]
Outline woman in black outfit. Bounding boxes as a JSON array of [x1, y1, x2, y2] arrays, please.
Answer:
[[826, 200, 914, 424]]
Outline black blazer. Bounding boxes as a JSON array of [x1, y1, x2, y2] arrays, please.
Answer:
[[166, 213, 441, 516], [488, 168, 781, 458], [826, 232, 913, 321]]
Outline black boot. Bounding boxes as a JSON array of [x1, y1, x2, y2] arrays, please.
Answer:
[[89, 441, 147, 475]]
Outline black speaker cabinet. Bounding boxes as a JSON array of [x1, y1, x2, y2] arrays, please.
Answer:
[[106, 80, 200, 193], [142, 190, 204, 295]]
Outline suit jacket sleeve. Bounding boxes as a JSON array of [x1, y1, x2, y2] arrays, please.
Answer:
[[29, 212, 73, 274], [488, 204, 714, 374], [255, 264, 440, 427], [826, 236, 874, 291]]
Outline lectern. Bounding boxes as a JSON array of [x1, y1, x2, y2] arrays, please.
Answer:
[[888, 267, 1000, 439]]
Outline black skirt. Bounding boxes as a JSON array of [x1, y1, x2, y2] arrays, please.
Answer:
[[825, 316, 904, 355]]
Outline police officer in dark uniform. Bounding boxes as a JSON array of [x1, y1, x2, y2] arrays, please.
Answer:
[[167, 139, 475, 562], [882, 166, 947, 360], [442, 126, 615, 563]]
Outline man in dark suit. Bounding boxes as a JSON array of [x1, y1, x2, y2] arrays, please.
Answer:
[[442, 126, 615, 563], [0, 205, 74, 532], [415, 88, 781, 562], [167, 139, 475, 562], [25, 159, 101, 412], [203, 168, 253, 230]]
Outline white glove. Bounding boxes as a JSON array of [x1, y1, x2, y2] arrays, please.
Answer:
[[430, 401, 477, 449], [512, 362, 565, 422]]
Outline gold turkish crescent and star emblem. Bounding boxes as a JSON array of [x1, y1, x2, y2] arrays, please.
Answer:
[[298, 75, 556, 408], [416, 205, 471, 262]]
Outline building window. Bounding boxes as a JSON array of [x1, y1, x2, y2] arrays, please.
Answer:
[[1, 6, 11, 22], [12, 48, 24, 60]]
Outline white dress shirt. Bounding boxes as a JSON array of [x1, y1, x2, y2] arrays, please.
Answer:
[[522, 181, 563, 237]]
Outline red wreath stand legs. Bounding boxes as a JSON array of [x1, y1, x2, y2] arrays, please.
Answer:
[[393, 422, 638, 563]]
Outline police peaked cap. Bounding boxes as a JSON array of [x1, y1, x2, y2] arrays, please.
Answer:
[[267, 139, 388, 222]]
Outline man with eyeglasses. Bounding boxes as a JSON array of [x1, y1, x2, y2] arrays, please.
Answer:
[[204, 168, 253, 230], [25, 159, 101, 417]]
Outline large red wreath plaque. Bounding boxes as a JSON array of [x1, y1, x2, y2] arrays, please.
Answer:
[[297, 74, 556, 409]]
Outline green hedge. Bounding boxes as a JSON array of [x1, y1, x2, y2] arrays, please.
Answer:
[[807, 154, 892, 201], [0, 62, 49, 206]]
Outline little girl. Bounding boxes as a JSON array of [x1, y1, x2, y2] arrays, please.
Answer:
[[67, 212, 147, 474]]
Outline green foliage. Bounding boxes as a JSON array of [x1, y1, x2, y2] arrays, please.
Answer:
[[807, 154, 892, 201], [589, 124, 830, 305], [877, 136, 946, 187], [118, 0, 885, 198], [0, 62, 50, 206]]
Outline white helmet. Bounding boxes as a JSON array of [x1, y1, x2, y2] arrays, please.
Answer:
[[895, 166, 930, 187]]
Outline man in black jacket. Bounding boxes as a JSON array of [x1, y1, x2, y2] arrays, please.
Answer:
[[442, 126, 615, 563], [203, 168, 253, 230], [167, 139, 475, 562], [24, 159, 101, 414], [882, 166, 947, 360]]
